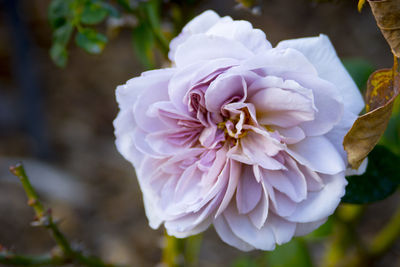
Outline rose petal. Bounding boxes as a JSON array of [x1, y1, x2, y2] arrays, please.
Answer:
[[286, 173, 347, 223], [294, 219, 327, 236], [206, 19, 272, 54], [214, 215, 254, 251], [223, 202, 276, 250], [242, 48, 318, 76], [236, 165, 262, 214], [286, 136, 346, 175], [174, 34, 254, 68], [277, 34, 364, 115], [168, 10, 221, 61]]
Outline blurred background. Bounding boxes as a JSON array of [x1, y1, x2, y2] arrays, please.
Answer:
[[0, 0, 399, 266]]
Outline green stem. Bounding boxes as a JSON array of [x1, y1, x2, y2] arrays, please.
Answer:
[[121, 0, 170, 60], [5, 163, 123, 267], [162, 233, 185, 267], [0, 252, 66, 266], [162, 233, 202, 267], [10, 164, 45, 217], [321, 204, 365, 267]]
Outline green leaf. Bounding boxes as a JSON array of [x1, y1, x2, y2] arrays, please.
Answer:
[[140, 0, 169, 55], [304, 216, 334, 241], [232, 257, 258, 267], [48, 0, 73, 29], [265, 238, 313, 267], [101, 2, 120, 18], [50, 43, 68, 68], [380, 99, 400, 155], [53, 22, 74, 46], [143, 0, 161, 29], [80, 1, 108, 25], [380, 115, 400, 155], [342, 145, 400, 204], [342, 58, 375, 90], [75, 28, 107, 54], [132, 22, 155, 69]]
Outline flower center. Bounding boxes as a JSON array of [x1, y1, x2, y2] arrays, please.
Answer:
[[218, 107, 252, 140]]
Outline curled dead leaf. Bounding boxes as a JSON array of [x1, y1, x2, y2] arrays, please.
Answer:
[[343, 69, 400, 169], [368, 0, 400, 58]]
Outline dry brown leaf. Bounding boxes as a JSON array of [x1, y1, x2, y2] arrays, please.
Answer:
[[368, 0, 400, 58], [343, 69, 400, 169]]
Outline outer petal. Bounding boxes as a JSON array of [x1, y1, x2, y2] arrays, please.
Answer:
[[242, 48, 318, 76], [114, 109, 143, 166], [214, 215, 254, 251], [286, 136, 346, 175], [116, 68, 175, 109], [325, 109, 358, 162], [223, 202, 276, 250], [143, 193, 163, 229], [285, 173, 347, 223], [294, 218, 327, 236], [277, 34, 364, 115], [206, 19, 272, 53], [174, 34, 254, 68], [168, 10, 221, 61]]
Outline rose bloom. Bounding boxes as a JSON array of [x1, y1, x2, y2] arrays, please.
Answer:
[[114, 10, 365, 250]]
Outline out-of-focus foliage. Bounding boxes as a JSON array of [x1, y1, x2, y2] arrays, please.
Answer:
[[265, 239, 312, 267], [231, 239, 312, 267], [343, 58, 374, 91], [380, 97, 400, 155], [304, 217, 334, 241], [48, 0, 201, 68], [75, 28, 108, 54], [48, 0, 119, 67], [343, 145, 400, 204]]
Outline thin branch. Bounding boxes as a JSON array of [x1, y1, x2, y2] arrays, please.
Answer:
[[0, 250, 67, 266], [2, 163, 124, 267]]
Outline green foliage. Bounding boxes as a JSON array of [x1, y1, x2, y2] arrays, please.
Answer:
[[380, 98, 400, 155], [50, 22, 74, 67], [342, 145, 400, 204], [304, 216, 334, 241], [48, 0, 120, 67], [80, 1, 109, 25], [265, 239, 313, 267], [48, 0, 185, 68], [342, 58, 375, 91], [48, 0, 74, 29], [231, 239, 313, 267], [132, 22, 156, 69], [75, 28, 108, 54], [232, 257, 259, 267], [50, 43, 68, 68], [53, 22, 74, 46]]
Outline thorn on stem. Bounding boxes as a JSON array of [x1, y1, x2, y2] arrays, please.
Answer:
[[9, 163, 25, 181], [27, 199, 37, 206]]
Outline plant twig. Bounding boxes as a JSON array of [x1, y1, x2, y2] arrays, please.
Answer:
[[2, 163, 123, 267], [0, 250, 66, 266]]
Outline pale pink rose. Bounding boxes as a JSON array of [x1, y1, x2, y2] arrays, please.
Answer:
[[114, 10, 364, 251]]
